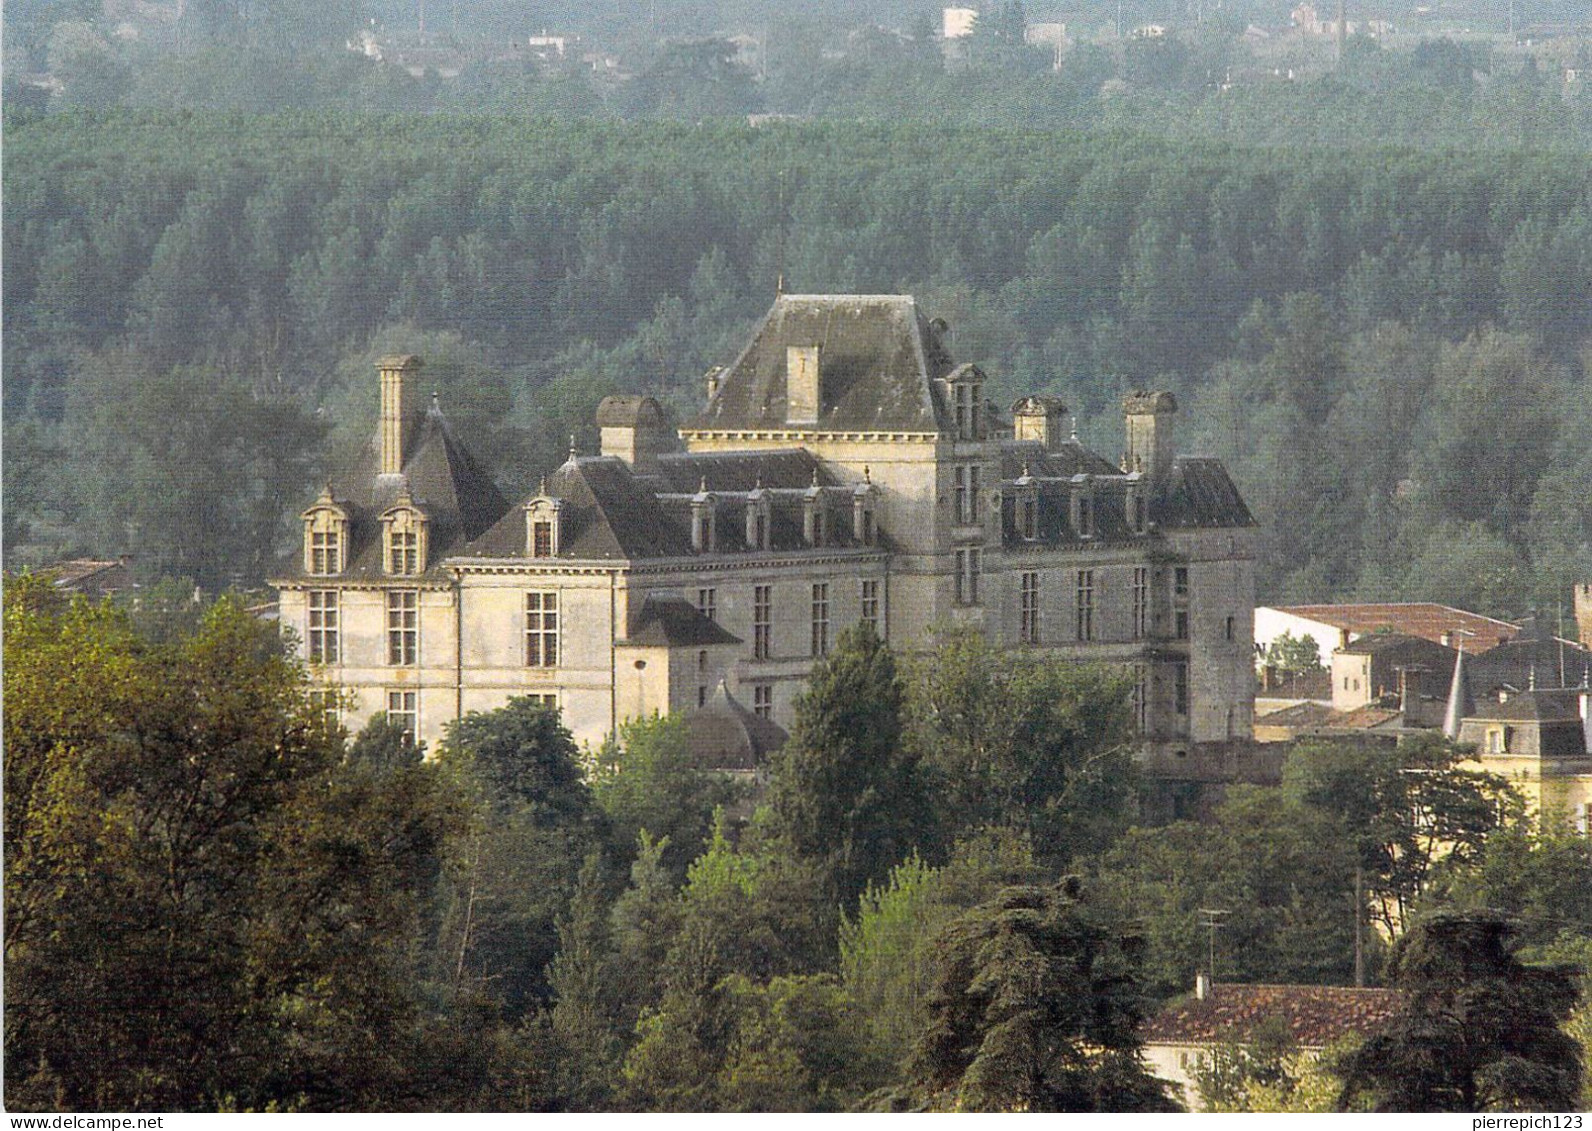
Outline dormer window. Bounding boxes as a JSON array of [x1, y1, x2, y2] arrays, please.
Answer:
[[1070, 477, 1095, 539], [381, 490, 429, 576], [525, 491, 562, 559], [302, 488, 349, 576], [804, 479, 827, 547], [1127, 482, 1148, 534], [1021, 495, 1038, 540], [691, 482, 716, 553], [852, 474, 877, 546], [950, 366, 984, 440], [745, 488, 772, 551]]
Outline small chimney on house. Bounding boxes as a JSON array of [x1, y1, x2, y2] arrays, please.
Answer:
[[787, 345, 821, 426], [704, 365, 722, 404], [1123, 390, 1177, 482], [1576, 583, 1592, 648], [378, 355, 423, 476], [1195, 972, 1210, 1001], [1011, 395, 1069, 451], [596, 395, 674, 474]]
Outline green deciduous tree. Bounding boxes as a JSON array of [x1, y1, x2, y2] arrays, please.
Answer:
[[765, 624, 932, 907]]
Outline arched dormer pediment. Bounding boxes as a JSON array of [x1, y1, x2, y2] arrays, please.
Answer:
[[302, 487, 350, 576], [525, 484, 564, 559], [943, 362, 988, 440], [381, 488, 431, 575]]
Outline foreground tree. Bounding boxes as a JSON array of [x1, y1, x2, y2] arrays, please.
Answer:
[[1337, 912, 1583, 1112], [3, 579, 467, 1110], [764, 624, 931, 907], [905, 879, 1179, 1112]]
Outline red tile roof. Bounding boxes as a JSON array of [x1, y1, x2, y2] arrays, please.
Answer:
[[1143, 984, 1402, 1049], [1273, 604, 1519, 651]]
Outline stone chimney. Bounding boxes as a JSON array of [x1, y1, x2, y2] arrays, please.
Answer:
[[596, 395, 673, 474], [1011, 395, 1068, 451], [1577, 582, 1592, 648], [378, 355, 423, 476], [787, 345, 821, 426], [1123, 390, 1177, 482]]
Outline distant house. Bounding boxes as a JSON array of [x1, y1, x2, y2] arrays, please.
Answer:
[[1331, 632, 1456, 716], [1256, 603, 1520, 670], [1458, 686, 1592, 830], [1142, 981, 1402, 1110], [32, 556, 136, 600]]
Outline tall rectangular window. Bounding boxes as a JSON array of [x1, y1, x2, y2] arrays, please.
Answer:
[[1132, 567, 1149, 640], [307, 590, 339, 664], [390, 530, 419, 575], [954, 381, 976, 439], [860, 579, 879, 634], [811, 583, 830, 657], [387, 590, 418, 665], [754, 585, 772, 660], [753, 683, 773, 720], [1173, 660, 1189, 718], [697, 587, 717, 622], [1075, 569, 1094, 641], [312, 687, 341, 731], [526, 592, 559, 667], [387, 689, 417, 741], [1020, 495, 1038, 540], [532, 520, 554, 559], [1174, 567, 1190, 641], [1132, 666, 1149, 734], [1020, 571, 1040, 644], [956, 548, 982, 606], [311, 530, 341, 575], [697, 649, 710, 708], [953, 465, 969, 524]]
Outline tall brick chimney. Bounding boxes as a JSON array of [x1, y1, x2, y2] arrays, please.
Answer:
[[378, 355, 423, 477], [1123, 390, 1177, 482]]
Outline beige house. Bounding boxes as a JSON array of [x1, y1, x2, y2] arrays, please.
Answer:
[[1457, 686, 1592, 831], [274, 294, 1258, 782]]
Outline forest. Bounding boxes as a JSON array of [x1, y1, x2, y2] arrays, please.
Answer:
[[7, 581, 1590, 1112], [5, 111, 1591, 614]]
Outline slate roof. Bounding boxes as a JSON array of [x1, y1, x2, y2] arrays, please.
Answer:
[[687, 294, 951, 433], [1271, 604, 1520, 651], [1467, 688, 1586, 724], [684, 680, 789, 771], [286, 401, 510, 580], [999, 441, 1121, 480], [1254, 701, 1338, 729], [649, 449, 831, 494], [621, 595, 742, 648], [34, 558, 135, 595], [1143, 985, 1402, 1049], [1157, 458, 1256, 530], [1469, 637, 1592, 696]]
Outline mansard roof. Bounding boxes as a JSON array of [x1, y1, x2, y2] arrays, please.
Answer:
[[687, 294, 952, 433], [284, 401, 509, 580]]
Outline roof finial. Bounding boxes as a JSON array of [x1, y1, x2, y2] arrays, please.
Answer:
[[811, 467, 820, 487], [539, 474, 548, 497], [1022, 459, 1032, 479], [699, 475, 709, 494], [1070, 414, 1079, 442], [754, 470, 764, 490], [431, 389, 442, 413], [568, 434, 579, 461], [1529, 663, 1537, 690], [863, 465, 872, 484]]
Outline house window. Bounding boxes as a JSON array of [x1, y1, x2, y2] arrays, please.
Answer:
[[307, 590, 339, 664], [526, 592, 559, 667], [698, 587, 717, 622], [1020, 494, 1038, 540], [389, 530, 419, 575], [1131, 492, 1147, 534], [1173, 567, 1190, 640], [954, 379, 980, 440], [754, 585, 772, 659], [1132, 568, 1148, 640], [1076, 494, 1093, 538], [1486, 727, 1511, 755], [386, 590, 418, 666], [312, 687, 341, 731], [1020, 571, 1040, 644], [860, 509, 875, 545], [1132, 666, 1149, 734], [1075, 569, 1094, 642], [387, 689, 418, 742], [953, 464, 982, 524], [527, 693, 558, 711], [698, 649, 710, 708], [955, 548, 981, 606], [310, 530, 341, 575], [860, 579, 879, 634], [1225, 615, 1236, 642], [753, 683, 773, 719], [1173, 660, 1190, 718], [811, 583, 830, 657], [532, 520, 554, 559], [753, 510, 768, 550]]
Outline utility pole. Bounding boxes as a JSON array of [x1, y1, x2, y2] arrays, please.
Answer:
[[1353, 864, 1365, 987], [1198, 908, 1229, 983]]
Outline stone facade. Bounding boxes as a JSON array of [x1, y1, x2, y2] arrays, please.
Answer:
[[274, 295, 1258, 777]]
